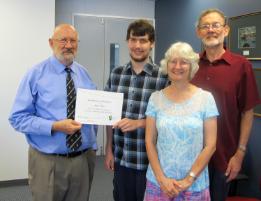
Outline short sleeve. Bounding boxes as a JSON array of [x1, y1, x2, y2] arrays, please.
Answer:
[[145, 92, 158, 119], [238, 61, 261, 111], [203, 91, 219, 120]]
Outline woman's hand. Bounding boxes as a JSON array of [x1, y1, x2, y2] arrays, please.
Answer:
[[175, 176, 194, 192], [158, 176, 181, 198]]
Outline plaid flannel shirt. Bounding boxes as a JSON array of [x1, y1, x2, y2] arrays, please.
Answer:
[[104, 62, 168, 170]]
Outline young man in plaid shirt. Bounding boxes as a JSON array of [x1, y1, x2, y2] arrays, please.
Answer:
[[104, 19, 169, 201]]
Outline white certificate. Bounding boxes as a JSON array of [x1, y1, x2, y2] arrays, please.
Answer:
[[75, 88, 123, 125]]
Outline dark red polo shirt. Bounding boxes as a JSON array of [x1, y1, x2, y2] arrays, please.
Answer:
[[191, 50, 261, 172]]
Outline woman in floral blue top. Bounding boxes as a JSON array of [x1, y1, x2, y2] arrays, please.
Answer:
[[144, 42, 219, 201]]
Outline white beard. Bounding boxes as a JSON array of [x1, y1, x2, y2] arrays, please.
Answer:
[[202, 35, 225, 48]]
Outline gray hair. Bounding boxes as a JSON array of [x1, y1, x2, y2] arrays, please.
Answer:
[[195, 8, 227, 28], [160, 42, 199, 80]]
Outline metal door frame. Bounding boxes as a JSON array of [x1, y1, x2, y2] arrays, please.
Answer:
[[72, 13, 155, 60]]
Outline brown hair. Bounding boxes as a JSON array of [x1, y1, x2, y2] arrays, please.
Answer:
[[126, 19, 155, 42]]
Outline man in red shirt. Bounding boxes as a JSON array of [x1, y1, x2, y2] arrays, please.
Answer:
[[192, 8, 261, 201]]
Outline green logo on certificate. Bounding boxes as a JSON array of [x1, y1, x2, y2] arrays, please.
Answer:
[[109, 115, 112, 121]]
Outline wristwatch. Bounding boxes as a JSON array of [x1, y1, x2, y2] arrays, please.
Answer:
[[238, 144, 246, 153], [188, 171, 197, 180]]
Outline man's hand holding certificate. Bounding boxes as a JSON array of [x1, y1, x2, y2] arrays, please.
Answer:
[[75, 89, 123, 125]]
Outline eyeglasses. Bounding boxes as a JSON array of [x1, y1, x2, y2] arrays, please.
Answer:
[[198, 22, 225, 31], [53, 38, 79, 46], [168, 59, 190, 66]]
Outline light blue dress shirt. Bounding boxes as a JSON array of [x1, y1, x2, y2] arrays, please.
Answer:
[[145, 89, 219, 192], [9, 56, 97, 154]]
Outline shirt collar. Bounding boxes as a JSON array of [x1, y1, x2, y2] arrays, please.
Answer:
[[200, 49, 233, 65], [126, 61, 154, 75], [50, 55, 76, 73]]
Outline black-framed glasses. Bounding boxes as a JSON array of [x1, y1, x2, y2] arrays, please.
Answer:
[[198, 22, 225, 31], [53, 38, 79, 46]]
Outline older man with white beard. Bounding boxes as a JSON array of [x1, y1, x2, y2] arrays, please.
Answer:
[[191, 8, 261, 201], [9, 24, 97, 201]]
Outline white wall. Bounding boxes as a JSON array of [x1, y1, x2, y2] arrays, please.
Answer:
[[0, 0, 55, 181], [55, 0, 155, 24]]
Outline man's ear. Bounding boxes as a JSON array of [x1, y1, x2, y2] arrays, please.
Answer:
[[49, 38, 53, 49], [195, 28, 201, 38], [224, 25, 230, 37], [150, 41, 155, 49]]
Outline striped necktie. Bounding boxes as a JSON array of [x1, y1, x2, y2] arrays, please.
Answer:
[[65, 67, 82, 151]]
